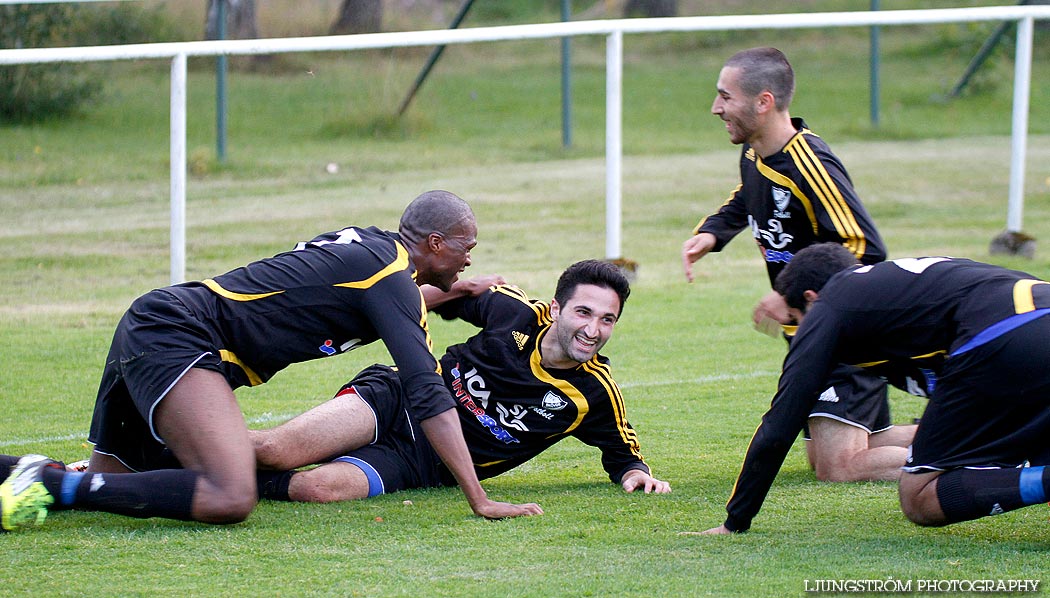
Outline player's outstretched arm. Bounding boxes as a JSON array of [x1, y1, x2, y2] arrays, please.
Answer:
[[621, 469, 671, 494], [420, 409, 543, 519], [421, 274, 506, 310]]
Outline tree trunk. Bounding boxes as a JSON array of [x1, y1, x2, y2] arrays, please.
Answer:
[[330, 0, 383, 35], [205, 0, 258, 40], [624, 0, 678, 18]]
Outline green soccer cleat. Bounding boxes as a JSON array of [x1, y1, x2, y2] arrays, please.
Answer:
[[0, 454, 57, 532]]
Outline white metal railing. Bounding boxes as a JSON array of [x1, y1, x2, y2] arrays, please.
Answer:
[[2, 5, 1048, 282]]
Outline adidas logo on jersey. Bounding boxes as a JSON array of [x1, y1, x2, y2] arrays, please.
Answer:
[[818, 387, 840, 403], [512, 331, 529, 351]]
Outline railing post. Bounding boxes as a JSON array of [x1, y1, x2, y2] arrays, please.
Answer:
[[216, 0, 228, 162], [605, 30, 623, 260], [560, 0, 573, 148], [171, 53, 187, 284], [1007, 16, 1033, 233]]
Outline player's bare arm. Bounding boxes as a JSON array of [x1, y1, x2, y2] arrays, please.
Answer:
[[420, 410, 543, 519], [421, 274, 507, 309]]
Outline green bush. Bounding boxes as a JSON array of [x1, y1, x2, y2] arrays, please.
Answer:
[[0, 4, 177, 123]]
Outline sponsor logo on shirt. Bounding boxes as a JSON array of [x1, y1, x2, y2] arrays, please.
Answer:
[[496, 403, 529, 432], [755, 217, 794, 250], [512, 331, 530, 351], [450, 364, 519, 444], [318, 338, 362, 356], [761, 248, 794, 264], [530, 407, 555, 420]]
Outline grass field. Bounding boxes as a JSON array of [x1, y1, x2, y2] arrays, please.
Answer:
[[3, 2, 1050, 596]]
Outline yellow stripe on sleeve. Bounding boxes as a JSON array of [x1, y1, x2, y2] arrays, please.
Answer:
[[1014, 279, 1050, 314], [334, 242, 410, 289], [201, 279, 284, 301]]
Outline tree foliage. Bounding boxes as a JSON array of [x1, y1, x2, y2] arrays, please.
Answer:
[[0, 6, 101, 123], [0, 4, 174, 123]]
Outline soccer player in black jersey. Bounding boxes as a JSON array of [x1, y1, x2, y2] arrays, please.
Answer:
[[251, 260, 670, 504], [681, 47, 914, 485], [703, 243, 1050, 533], [0, 190, 541, 533]]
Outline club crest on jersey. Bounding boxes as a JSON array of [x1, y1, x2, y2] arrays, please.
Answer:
[[771, 186, 792, 218], [541, 391, 568, 411]]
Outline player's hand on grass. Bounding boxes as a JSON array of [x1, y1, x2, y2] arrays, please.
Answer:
[[472, 498, 544, 519], [621, 470, 671, 494]]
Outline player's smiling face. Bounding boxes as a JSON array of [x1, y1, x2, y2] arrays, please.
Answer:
[[544, 284, 620, 368], [712, 66, 759, 145]]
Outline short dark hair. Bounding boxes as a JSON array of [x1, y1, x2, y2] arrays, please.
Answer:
[[554, 260, 631, 316], [724, 47, 795, 111], [399, 190, 474, 246], [774, 243, 859, 310]]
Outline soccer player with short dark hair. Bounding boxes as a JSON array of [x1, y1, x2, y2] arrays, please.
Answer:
[[681, 47, 911, 486], [703, 243, 1050, 533], [252, 260, 670, 503], [1, 190, 542, 532]]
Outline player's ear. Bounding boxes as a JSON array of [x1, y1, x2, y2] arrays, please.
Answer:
[[803, 290, 820, 306], [755, 90, 776, 114], [426, 232, 444, 253], [549, 298, 561, 319]]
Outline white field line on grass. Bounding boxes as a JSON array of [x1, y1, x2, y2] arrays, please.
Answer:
[[618, 370, 777, 389], [0, 411, 302, 450], [0, 371, 779, 449]]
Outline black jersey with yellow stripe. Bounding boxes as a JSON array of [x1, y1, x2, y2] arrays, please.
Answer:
[[694, 117, 886, 286], [166, 225, 452, 420], [433, 285, 649, 484], [723, 257, 1050, 532]]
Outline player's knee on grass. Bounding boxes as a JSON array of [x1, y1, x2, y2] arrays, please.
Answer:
[[290, 463, 371, 503], [808, 418, 876, 482], [251, 429, 301, 471], [898, 474, 947, 527], [195, 474, 259, 524]]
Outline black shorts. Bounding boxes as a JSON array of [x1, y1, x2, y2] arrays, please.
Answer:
[[904, 314, 1050, 473], [331, 365, 450, 495], [803, 363, 891, 440], [87, 290, 231, 472]]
